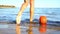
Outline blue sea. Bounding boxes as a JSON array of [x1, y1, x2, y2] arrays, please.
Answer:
[[0, 8, 60, 26]]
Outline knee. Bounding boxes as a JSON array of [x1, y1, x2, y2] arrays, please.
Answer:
[[24, 0, 28, 3], [24, 0, 28, 5], [25, 2, 28, 6]]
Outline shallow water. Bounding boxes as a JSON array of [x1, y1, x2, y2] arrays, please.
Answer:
[[0, 24, 60, 34]]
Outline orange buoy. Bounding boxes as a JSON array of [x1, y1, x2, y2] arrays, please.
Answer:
[[39, 16, 47, 25]]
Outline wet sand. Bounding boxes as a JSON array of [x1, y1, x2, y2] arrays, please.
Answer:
[[0, 24, 60, 34]]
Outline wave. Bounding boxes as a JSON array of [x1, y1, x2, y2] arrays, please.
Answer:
[[9, 19, 60, 26]]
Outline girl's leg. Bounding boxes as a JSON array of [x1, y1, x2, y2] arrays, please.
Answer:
[[16, 0, 28, 34], [16, 0, 28, 25], [30, 0, 34, 22]]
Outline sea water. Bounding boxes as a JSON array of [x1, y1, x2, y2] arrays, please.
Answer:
[[0, 8, 60, 25]]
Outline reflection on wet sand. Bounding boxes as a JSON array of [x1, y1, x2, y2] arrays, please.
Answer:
[[39, 24, 47, 34], [28, 23, 33, 34], [16, 24, 21, 34], [15, 22, 33, 34], [15, 22, 47, 34]]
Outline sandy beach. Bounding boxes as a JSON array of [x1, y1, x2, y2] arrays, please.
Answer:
[[0, 24, 60, 34]]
